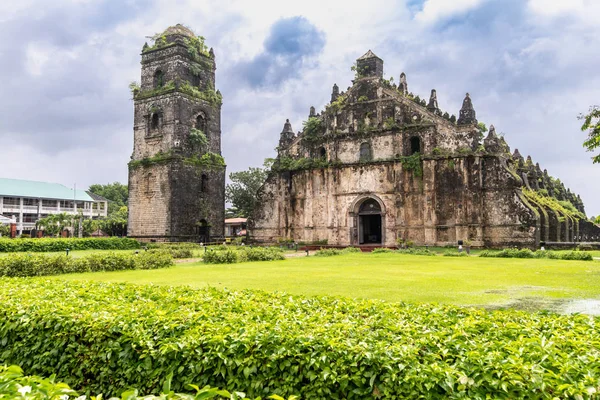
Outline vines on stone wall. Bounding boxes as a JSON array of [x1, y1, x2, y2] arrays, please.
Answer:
[[397, 152, 423, 177], [133, 80, 222, 106], [522, 189, 584, 220], [128, 151, 225, 171]]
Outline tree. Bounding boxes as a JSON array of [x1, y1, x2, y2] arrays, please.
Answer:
[[36, 213, 74, 237], [0, 224, 9, 237], [98, 206, 128, 237], [225, 161, 271, 218], [88, 182, 128, 214], [580, 106, 600, 163]]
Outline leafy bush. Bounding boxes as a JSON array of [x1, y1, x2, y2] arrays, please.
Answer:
[[443, 250, 469, 257], [480, 249, 593, 261], [552, 251, 593, 261], [396, 248, 437, 256], [314, 248, 342, 257], [0, 237, 140, 253], [148, 247, 194, 259], [202, 249, 240, 264], [0, 252, 173, 277], [1, 281, 600, 399], [239, 247, 285, 262], [371, 248, 393, 254], [0, 365, 297, 400], [202, 247, 284, 264], [342, 247, 361, 253]]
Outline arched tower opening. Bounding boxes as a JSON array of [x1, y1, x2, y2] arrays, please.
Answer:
[[410, 136, 421, 155], [350, 196, 385, 245]]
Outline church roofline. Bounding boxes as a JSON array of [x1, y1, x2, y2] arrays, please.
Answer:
[[357, 50, 382, 60]]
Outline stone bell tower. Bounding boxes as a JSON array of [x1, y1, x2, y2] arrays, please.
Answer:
[[128, 24, 225, 242]]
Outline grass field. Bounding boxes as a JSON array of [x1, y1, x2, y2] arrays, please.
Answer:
[[55, 252, 600, 312]]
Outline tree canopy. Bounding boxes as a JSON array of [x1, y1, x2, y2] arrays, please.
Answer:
[[225, 161, 271, 218], [580, 105, 600, 163], [88, 182, 128, 214]]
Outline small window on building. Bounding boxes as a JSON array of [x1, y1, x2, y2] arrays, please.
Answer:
[[154, 70, 164, 88], [196, 114, 206, 132], [201, 174, 208, 193], [319, 147, 327, 160], [150, 113, 159, 131], [410, 136, 421, 155], [359, 142, 372, 162]]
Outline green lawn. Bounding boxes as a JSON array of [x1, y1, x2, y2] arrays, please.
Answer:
[[55, 253, 600, 311]]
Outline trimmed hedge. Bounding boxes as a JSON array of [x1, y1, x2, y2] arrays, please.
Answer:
[[0, 252, 173, 277], [148, 247, 195, 259], [202, 247, 285, 264], [0, 365, 297, 400], [1, 280, 600, 399], [313, 247, 361, 257], [396, 248, 437, 256], [0, 237, 140, 252], [479, 249, 593, 261]]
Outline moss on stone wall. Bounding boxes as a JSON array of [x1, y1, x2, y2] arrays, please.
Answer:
[[523, 189, 585, 220], [134, 81, 222, 106], [129, 151, 225, 171]]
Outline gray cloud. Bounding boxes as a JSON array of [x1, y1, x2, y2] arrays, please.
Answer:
[[1, 0, 599, 216], [234, 16, 326, 88]]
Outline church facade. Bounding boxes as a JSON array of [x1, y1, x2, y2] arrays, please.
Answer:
[[127, 25, 225, 242], [250, 51, 599, 248]]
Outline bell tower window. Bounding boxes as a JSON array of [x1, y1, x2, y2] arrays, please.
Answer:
[[359, 142, 372, 162], [410, 137, 421, 155], [196, 114, 206, 132], [154, 70, 164, 88], [150, 113, 160, 131]]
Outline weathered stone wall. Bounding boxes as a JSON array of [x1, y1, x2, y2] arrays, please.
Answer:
[[250, 50, 600, 248], [128, 27, 224, 242], [252, 154, 537, 247]]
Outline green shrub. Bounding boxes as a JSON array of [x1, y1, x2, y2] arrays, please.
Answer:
[[314, 248, 342, 257], [239, 247, 285, 262], [480, 249, 593, 261], [396, 248, 437, 256], [0, 237, 140, 252], [202, 249, 240, 264], [0, 252, 173, 277], [371, 248, 393, 254], [148, 247, 194, 259], [0, 365, 297, 400], [557, 251, 593, 261], [341, 247, 361, 253], [443, 250, 469, 257], [1, 280, 599, 398]]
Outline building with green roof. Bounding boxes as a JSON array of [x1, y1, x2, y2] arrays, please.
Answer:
[[0, 178, 108, 235]]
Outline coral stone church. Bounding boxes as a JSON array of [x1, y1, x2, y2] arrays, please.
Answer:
[[249, 51, 600, 248]]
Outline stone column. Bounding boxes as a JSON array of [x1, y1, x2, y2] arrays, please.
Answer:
[[18, 197, 23, 235], [57, 200, 61, 213]]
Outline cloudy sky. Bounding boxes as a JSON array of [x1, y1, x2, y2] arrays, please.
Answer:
[[1, 0, 599, 215]]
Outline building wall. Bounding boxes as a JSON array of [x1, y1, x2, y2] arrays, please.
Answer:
[[128, 29, 225, 242]]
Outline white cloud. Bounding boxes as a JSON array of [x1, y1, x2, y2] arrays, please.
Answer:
[[415, 0, 484, 24], [527, 0, 600, 24]]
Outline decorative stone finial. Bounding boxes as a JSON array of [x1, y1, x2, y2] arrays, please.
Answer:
[[457, 93, 477, 125], [399, 72, 408, 95], [209, 47, 215, 58], [279, 119, 295, 150], [331, 84, 340, 103], [356, 50, 383, 78], [309, 106, 316, 117], [142, 42, 149, 51], [282, 119, 294, 133], [427, 89, 439, 113], [486, 124, 497, 139], [513, 148, 522, 158]]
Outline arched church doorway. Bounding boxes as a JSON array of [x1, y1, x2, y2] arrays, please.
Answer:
[[358, 198, 382, 244]]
